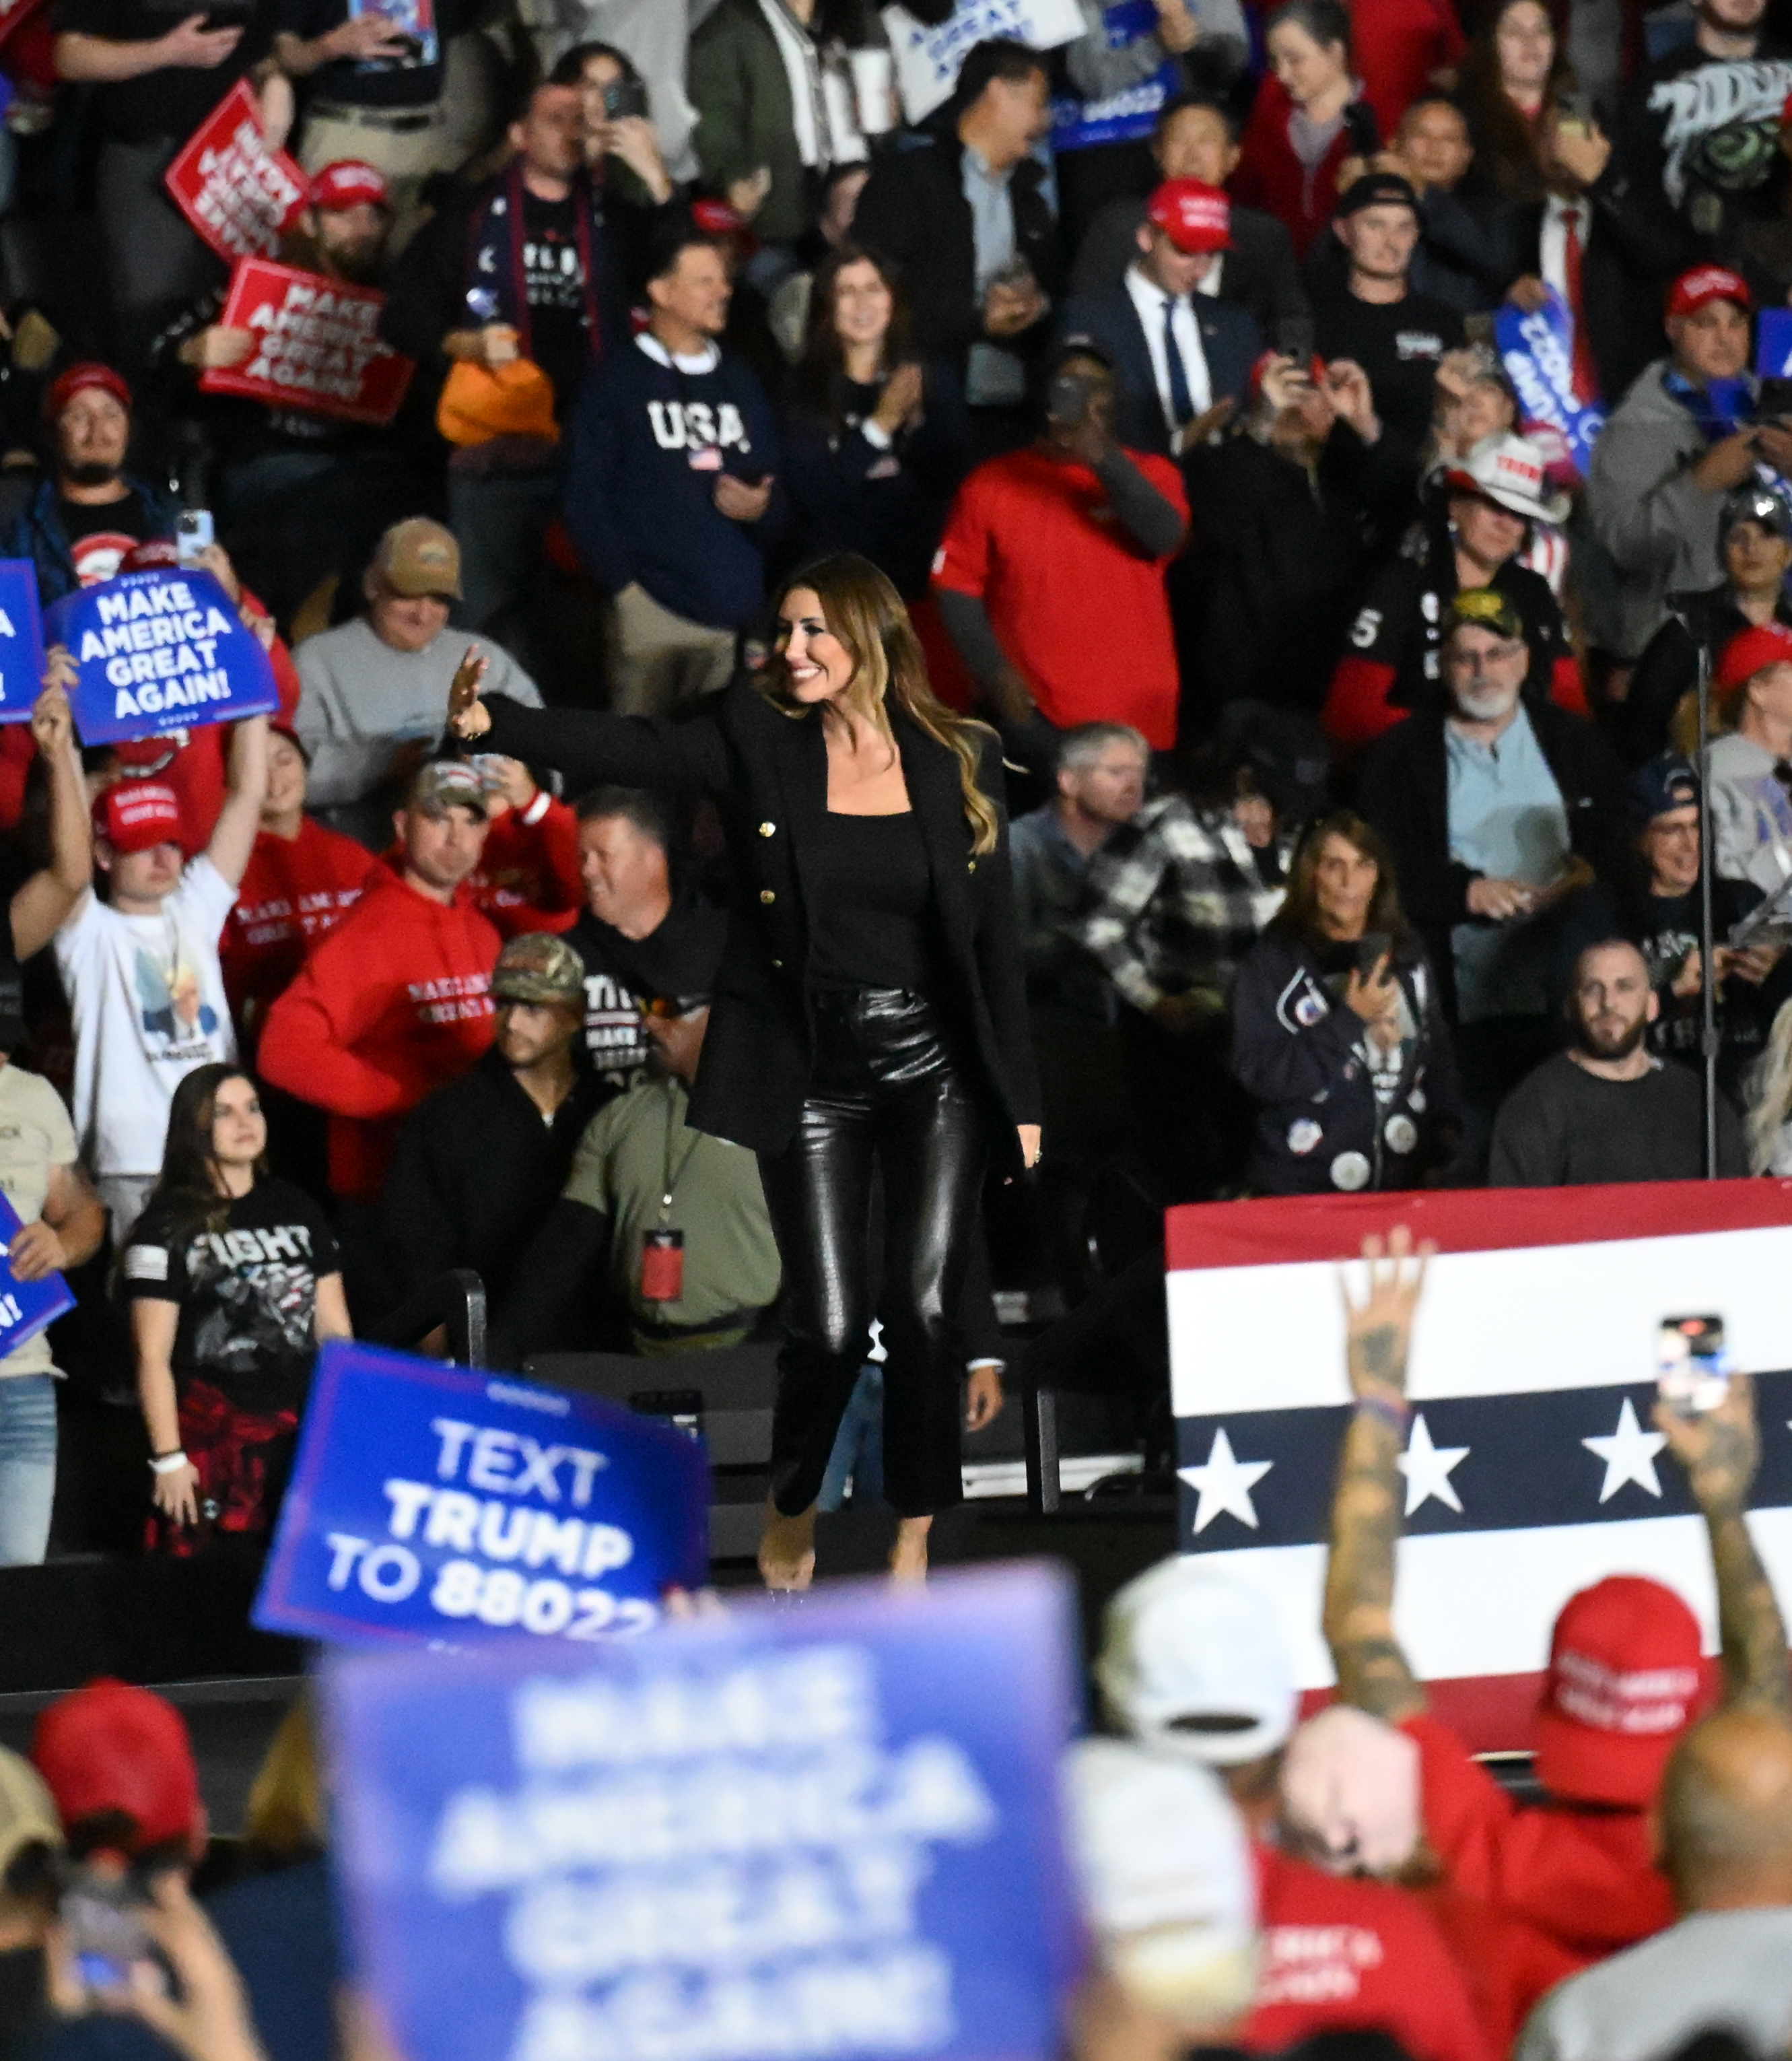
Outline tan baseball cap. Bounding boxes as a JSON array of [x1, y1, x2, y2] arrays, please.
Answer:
[[0, 1746, 62, 1877], [376, 517, 462, 600], [491, 931, 586, 1005], [407, 760, 489, 819]]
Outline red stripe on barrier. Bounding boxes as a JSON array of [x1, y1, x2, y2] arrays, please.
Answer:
[[1166, 1180, 1792, 1273]]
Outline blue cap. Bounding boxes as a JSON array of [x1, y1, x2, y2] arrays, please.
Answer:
[[1626, 753, 1700, 826]]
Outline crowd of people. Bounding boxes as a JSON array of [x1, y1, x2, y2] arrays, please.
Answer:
[[1, 1234, 1790, 2061], [3, 0, 1792, 1572]]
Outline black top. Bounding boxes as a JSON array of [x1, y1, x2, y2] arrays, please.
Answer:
[[1309, 285, 1464, 458], [273, 0, 462, 106], [1488, 1051, 1746, 1186], [520, 189, 589, 416], [479, 683, 1041, 1167], [123, 1176, 340, 1413], [808, 809, 934, 992], [379, 1046, 608, 1311], [56, 492, 157, 590], [53, 0, 272, 142], [567, 891, 728, 1095]]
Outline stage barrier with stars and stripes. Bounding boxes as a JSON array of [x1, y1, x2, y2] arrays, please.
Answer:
[[1167, 1180, 1792, 1752]]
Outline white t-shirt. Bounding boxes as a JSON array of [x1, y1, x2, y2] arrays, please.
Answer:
[[0, 1063, 76, 1378], [55, 857, 238, 1178]]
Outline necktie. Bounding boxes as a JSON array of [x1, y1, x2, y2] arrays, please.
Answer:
[[1561, 205, 1599, 407], [1163, 296, 1194, 428]]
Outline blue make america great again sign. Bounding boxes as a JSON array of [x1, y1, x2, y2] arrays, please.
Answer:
[[46, 566, 279, 745]]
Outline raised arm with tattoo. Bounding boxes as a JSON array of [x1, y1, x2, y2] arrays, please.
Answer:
[[1323, 1227, 1433, 1724], [1656, 1376, 1791, 1718]]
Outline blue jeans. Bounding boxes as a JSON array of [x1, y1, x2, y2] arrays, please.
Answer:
[[817, 1364, 885, 1512], [0, 1374, 56, 1565]]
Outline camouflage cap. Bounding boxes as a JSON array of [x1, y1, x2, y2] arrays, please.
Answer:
[[491, 930, 586, 1005], [408, 759, 488, 819]]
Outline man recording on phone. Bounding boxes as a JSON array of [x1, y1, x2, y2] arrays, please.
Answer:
[[933, 340, 1188, 776]]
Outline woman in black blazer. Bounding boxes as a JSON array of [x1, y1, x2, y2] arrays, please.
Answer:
[[448, 553, 1041, 1589]]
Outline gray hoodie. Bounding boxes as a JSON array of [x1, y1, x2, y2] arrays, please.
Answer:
[[1586, 356, 1729, 661]]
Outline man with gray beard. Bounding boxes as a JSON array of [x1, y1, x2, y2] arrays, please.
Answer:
[[1357, 588, 1627, 1170]]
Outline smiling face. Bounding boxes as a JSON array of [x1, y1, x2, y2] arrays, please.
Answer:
[[1643, 804, 1702, 897], [1155, 103, 1239, 187], [830, 258, 895, 352], [776, 585, 858, 705], [210, 1074, 267, 1172], [1398, 100, 1473, 189], [263, 731, 308, 823], [578, 811, 670, 929]]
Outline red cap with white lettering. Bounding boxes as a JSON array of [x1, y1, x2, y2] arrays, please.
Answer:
[[1665, 265, 1752, 320], [1531, 1576, 1705, 1806], [93, 780, 184, 855], [308, 160, 390, 213]]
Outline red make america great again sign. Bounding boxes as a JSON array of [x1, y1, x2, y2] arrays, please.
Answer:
[[165, 81, 307, 263], [199, 259, 415, 426]]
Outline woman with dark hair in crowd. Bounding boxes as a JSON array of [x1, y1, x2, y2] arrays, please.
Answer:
[[124, 1065, 351, 1556], [780, 245, 971, 599], [1233, 0, 1377, 257], [449, 551, 1038, 1592], [1457, 0, 1573, 208], [1231, 812, 1460, 1194]]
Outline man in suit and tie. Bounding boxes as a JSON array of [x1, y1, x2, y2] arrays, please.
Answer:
[[1068, 94, 1309, 349], [1058, 179, 1263, 457]]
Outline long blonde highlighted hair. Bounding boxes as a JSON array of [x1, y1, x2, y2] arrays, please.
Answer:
[[1746, 997, 1792, 1174], [761, 553, 1000, 856]]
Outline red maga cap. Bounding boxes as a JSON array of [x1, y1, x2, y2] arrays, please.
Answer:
[[47, 362, 131, 421], [1717, 619, 1792, 694], [1666, 265, 1752, 320], [92, 781, 184, 855], [32, 1680, 201, 1853], [1146, 178, 1232, 255], [1531, 1576, 1704, 1808], [308, 159, 390, 213]]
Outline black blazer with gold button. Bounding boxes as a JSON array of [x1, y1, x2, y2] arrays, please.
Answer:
[[479, 682, 1042, 1168]]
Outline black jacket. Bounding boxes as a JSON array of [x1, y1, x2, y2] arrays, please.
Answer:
[[1231, 929, 1461, 1194], [1056, 284, 1262, 454], [1356, 701, 1630, 1021], [853, 131, 1059, 374], [1622, 583, 1792, 766], [379, 1047, 609, 1311], [1495, 191, 1663, 417], [481, 683, 1042, 1165]]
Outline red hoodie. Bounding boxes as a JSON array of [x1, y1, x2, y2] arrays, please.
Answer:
[[223, 815, 382, 1048], [257, 862, 500, 1201], [466, 790, 584, 937]]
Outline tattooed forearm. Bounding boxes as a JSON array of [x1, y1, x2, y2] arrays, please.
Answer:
[[1709, 1509, 1792, 1716], [1351, 1323, 1406, 1390], [1323, 1408, 1426, 1722]]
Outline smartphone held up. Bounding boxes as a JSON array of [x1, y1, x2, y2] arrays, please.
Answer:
[[1657, 1314, 1729, 1417]]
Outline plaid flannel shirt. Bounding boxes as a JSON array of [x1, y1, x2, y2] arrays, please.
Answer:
[[1076, 795, 1294, 1014]]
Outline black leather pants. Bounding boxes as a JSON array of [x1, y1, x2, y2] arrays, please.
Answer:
[[758, 988, 989, 1518]]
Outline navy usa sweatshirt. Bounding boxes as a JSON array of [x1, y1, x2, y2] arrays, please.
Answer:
[[562, 331, 785, 632]]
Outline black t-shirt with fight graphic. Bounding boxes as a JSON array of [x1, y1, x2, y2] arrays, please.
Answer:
[[1311, 286, 1464, 458], [521, 189, 590, 419], [567, 891, 728, 1099], [59, 492, 159, 590], [123, 1176, 341, 1413]]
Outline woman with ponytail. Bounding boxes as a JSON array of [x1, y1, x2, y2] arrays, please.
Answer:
[[449, 551, 1039, 1590]]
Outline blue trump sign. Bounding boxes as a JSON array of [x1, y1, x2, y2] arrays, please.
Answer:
[[1051, 0, 1179, 149], [0, 1191, 73, 1354], [0, 564, 45, 725], [253, 1342, 709, 1650], [46, 566, 279, 747], [324, 1562, 1081, 2061], [1760, 308, 1792, 379], [1496, 287, 1606, 479]]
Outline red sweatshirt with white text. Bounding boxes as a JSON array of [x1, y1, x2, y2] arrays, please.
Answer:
[[223, 815, 382, 1050], [257, 862, 500, 1201]]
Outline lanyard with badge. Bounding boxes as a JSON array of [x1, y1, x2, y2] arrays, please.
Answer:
[[641, 1078, 700, 1302]]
